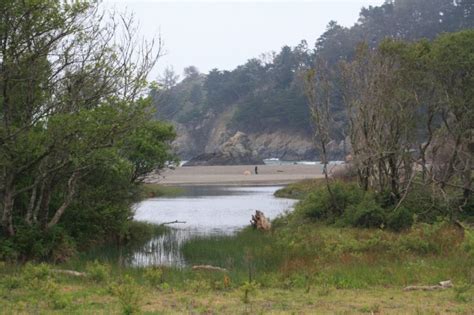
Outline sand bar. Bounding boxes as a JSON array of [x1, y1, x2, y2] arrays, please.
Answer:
[[146, 164, 325, 186]]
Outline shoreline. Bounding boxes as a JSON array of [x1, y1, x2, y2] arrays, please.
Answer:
[[146, 164, 325, 186]]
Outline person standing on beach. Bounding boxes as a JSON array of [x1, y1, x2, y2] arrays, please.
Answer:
[[255, 166, 258, 175]]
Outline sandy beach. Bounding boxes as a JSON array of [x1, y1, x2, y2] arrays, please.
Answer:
[[146, 164, 325, 186]]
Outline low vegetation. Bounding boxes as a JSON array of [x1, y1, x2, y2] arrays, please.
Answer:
[[1, 218, 473, 313], [274, 178, 326, 199], [2, 178, 473, 313], [1, 177, 473, 313], [276, 179, 473, 230], [140, 184, 184, 199]]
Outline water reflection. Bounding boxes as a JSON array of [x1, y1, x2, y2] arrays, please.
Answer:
[[129, 185, 296, 267]]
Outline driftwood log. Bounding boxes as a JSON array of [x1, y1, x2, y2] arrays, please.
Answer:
[[160, 220, 186, 225], [403, 280, 453, 291], [52, 269, 87, 277], [192, 265, 228, 272], [250, 210, 271, 231]]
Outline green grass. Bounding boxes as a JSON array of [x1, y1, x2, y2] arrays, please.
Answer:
[[140, 184, 184, 198], [182, 227, 286, 283], [274, 178, 325, 199], [1, 178, 473, 313], [180, 220, 474, 289], [0, 237, 474, 314]]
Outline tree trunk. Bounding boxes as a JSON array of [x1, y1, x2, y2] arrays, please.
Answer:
[[2, 190, 15, 236], [388, 155, 400, 201], [46, 171, 80, 229], [1, 174, 15, 236], [25, 179, 40, 225]]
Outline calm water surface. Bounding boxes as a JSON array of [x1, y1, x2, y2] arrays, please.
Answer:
[[130, 185, 296, 267]]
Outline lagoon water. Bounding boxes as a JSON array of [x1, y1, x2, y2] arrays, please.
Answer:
[[130, 185, 296, 267]]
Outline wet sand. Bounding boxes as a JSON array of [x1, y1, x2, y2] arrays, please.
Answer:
[[146, 164, 325, 186]]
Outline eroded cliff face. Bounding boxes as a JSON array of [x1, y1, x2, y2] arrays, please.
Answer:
[[169, 105, 347, 161], [172, 112, 305, 160], [183, 131, 264, 166], [170, 108, 349, 161]]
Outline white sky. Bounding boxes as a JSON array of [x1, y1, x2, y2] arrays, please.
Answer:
[[104, 0, 386, 80]]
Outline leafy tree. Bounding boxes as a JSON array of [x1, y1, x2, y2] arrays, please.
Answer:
[[159, 66, 180, 90], [183, 66, 200, 80], [428, 30, 473, 204], [0, 0, 175, 252], [338, 30, 473, 215]]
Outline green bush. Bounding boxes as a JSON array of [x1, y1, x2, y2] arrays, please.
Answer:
[[295, 181, 384, 228], [3, 225, 76, 262], [292, 181, 454, 230], [343, 195, 385, 228], [86, 260, 111, 283], [143, 266, 164, 287], [1, 275, 23, 290], [0, 239, 18, 261], [44, 279, 72, 310], [387, 206, 414, 231], [295, 182, 365, 222], [110, 275, 143, 315], [23, 263, 51, 281], [401, 184, 448, 223]]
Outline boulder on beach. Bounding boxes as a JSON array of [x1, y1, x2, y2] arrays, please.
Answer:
[[183, 132, 264, 166]]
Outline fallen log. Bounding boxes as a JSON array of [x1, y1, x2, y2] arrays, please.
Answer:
[[160, 220, 186, 225], [403, 280, 453, 291], [192, 265, 228, 272], [52, 269, 87, 277]]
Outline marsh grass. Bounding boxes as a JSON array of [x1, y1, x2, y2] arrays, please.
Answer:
[[141, 184, 184, 198], [1, 222, 473, 313], [1, 195, 473, 313], [181, 227, 287, 283], [181, 221, 473, 291], [67, 222, 169, 269], [274, 178, 325, 199]]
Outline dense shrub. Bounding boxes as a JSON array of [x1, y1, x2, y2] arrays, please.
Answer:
[[400, 184, 448, 222], [0, 225, 76, 262], [293, 181, 471, 230], [86, 261, 111, 283], [343, 196, 385, 228], [386, 206, 414, 231], [295, 182, 365, 222]]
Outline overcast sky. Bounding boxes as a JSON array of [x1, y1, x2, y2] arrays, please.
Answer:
[[104, 0, 386, 80]]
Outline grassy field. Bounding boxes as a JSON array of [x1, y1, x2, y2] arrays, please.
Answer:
[[1, 222, 473, 314], [1, 180, 473, 314], [1, 264, 471, 314]]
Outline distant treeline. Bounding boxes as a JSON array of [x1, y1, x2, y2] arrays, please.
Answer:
[[152, 0, 473, 138]]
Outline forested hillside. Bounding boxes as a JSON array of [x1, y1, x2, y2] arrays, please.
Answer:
[[151, 0, 473, 160]]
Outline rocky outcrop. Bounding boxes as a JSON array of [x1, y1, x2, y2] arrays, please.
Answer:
[[183, 132, 264, 166], [169, 106, 346, 161], [248, 131, 317, 161]]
